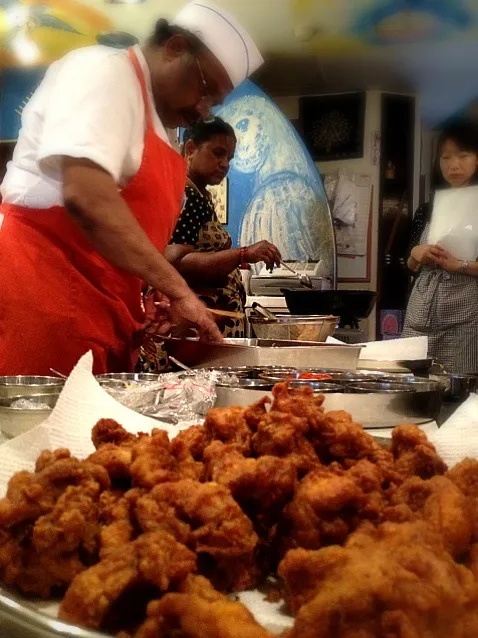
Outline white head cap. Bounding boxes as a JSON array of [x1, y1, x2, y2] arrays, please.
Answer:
[[172, 0, 264, 87]]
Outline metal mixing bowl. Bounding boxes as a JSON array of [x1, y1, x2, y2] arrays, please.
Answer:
[[249, 315, 338, 342], [0, 376, 64, 398]]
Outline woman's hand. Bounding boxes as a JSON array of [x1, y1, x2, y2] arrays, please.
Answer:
[[410, 244, 446, 268], [245, 241, 282, 269], [434, 247, 463, 273]]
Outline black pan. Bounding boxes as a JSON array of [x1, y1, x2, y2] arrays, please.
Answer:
[[281, 289, 377, 328]]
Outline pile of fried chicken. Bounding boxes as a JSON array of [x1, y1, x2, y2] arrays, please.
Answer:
[[1, 382, 478, 637]]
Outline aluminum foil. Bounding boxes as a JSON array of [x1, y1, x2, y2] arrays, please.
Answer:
[[100, 371, 238, 423]]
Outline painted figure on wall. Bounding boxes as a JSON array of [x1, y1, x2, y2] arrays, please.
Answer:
[[216, 81, 335, 280], [0, 0, 113, 67], [293, 0, 476, 49]]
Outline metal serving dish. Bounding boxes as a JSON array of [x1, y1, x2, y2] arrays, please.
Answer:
[[215, 378, 274, 408], [249, 315, 338, 343], [162, 337, 361, 371], [0, 585, 108, 637], [204, 366, 255, 378], [260, 370, 386, 385], [96, 373, 161, 383], [214, 377, 443, 427], [0, 393, 59, 439], [0, 376, 64, 399], [346, 381, 416, 394], [251, 366, 297, 379], [289, 381, 343, 393]]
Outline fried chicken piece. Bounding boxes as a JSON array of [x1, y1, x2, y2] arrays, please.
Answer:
[[252, 411, 320, 476], [388, 475, 473, 558], [467, 544, 478, 581], [59, 532, 197, 632], [270, 382, 325, 422], [88, 443, 134, 482], [204, 407, 252, 454], [447, 459, 478, 499], [134, 479, 259, 591], [0, 456, 110, 529], [278, 545, 349, 613], [392, 424, 448, 479], [308, 408, 400, 483], [170, 426, 207, 481], [35, 448, 71, 472], [92, 419, 137, 449], [98, 488, 145, 558], [32, 482, 100, 555], [130, 430, 181, 489], [243, 396, 271, 431], [447, 459, 478, 541], [0, 456, 110, 597], [2, 539, 85, 598], [282, 521, 478, 638], [204, 441, 297, 514], [279, 468, 367, 553], [132, 574, 273, 638]]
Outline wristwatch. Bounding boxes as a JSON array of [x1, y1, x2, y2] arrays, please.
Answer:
[[460, 260, 469, 272]]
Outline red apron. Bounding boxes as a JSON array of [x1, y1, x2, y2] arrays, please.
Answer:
[[0, 48, 186, 375]]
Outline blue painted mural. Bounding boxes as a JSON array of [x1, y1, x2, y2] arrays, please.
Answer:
[[0, 66, 45, 141], [216, 81, 335, 279]]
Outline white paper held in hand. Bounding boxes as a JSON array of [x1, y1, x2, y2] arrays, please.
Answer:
[[428, 187, 478, 261]]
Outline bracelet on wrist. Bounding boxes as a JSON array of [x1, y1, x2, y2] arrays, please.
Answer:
[[461, 260, 470, 272], [239, 246, 249, 268]]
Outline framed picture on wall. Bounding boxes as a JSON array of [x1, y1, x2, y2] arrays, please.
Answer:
[[300, 92, 366, 162], [207, 178, 229, 225]]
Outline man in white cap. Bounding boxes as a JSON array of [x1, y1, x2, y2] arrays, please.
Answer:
[[0, 1, 263, 376]]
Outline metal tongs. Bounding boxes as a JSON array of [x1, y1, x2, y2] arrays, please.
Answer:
[[279, 260, 314, 289]]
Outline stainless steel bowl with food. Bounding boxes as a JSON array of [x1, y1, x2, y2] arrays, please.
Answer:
[[0, 376, 64, 399], [0, 393, 60, 439]]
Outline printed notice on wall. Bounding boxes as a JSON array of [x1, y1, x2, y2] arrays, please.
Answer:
[[324, 170, 373, 282]]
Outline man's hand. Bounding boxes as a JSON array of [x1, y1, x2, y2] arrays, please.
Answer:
[[143, 290, 172, 337], [169, 292, 223, 343]]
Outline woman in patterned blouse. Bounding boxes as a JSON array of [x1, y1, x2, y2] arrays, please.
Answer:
[[402, 121, 478, 373], [139, 117, 281, 371]]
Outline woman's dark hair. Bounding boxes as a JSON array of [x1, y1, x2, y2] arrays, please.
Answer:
[[148, 18, 205, 52], [432, 120, 478, 189], [182, 117, 236, 153]]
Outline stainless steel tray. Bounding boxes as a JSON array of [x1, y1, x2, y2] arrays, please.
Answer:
[[162, 337, 361, 371], [0, 585, 108, 638], [214, 381, 443, 428]]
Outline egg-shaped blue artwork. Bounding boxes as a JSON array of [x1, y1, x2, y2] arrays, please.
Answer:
[[216, 81, 336, 280]]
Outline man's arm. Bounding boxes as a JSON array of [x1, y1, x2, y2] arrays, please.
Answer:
[[62, 158, 191, 301]]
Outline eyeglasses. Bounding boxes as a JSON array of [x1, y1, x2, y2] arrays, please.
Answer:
[[195, 57, 215, 124]]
